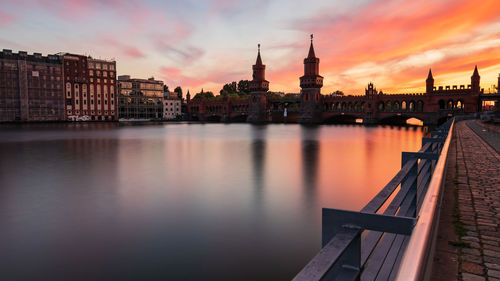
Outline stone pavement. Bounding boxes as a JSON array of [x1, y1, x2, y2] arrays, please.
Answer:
[[432, 120, 500, 281]]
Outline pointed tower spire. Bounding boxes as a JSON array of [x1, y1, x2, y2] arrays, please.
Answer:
[[186, 89, 191, 103], [471, 65, 480, 93], [426, 68, 434, 94], [250, 43, 269, 92], [255, 43, 263, 66], [472, 65, 479, 77], [307, 34, 316, 58], [301, 34, 322, 89]]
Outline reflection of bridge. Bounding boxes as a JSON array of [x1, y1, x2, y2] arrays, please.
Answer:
[[187, 36, 498, 125]]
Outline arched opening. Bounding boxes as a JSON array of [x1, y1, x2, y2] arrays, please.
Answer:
[[378, 101, 385, 111], [348, 102, 353, 111], [341, 102, 346, 110], [417, 100, 424, 112], [360, 102, 365, 111], [206, 115, 222, 122], [409, 101, 415, 112], [438, 99, 445, 110], [401, 101, 407, 111], [386, 101, 392, 111], [324, 114, 359, 124], [393, 101, 400, 111], [456, 100, 463, 109], [447, 99, 453, 109], [406, 117, 423, 126], [230, 114, 247, 122], [380, 115, 424, 126]]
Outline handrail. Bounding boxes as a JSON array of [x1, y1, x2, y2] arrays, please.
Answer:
[[394, 119, 454, 281], [293, 118, 455, 281]]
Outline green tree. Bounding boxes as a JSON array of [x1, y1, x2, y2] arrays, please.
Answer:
[[193, 91, 215, 100], [163, 85, 169, 92], [174, 86, 183, 99], [237, 80, 250, 95]]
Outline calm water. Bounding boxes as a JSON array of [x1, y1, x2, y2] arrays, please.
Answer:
[[0, 123, 423, 281]]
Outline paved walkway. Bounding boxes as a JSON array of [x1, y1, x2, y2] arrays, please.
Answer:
[[432, 120, 500, 281]]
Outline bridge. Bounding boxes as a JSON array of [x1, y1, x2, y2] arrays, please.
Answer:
[[187, 37, 498, 125]]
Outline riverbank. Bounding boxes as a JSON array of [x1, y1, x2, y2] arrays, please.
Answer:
[[432, 120, 500, 281]]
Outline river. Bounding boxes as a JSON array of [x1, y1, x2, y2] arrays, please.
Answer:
[[0, 123, 423, 280]]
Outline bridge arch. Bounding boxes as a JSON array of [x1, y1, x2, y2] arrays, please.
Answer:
[[206, 115, 222, 122], [379, 114, 424, 126], [323, 114, 362, 124], [401, 100, 407, 111]]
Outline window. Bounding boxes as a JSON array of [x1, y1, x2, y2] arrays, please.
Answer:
[[66, 98, 72, 105]]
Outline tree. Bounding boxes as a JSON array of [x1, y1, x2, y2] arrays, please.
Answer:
[[193, 91, 215, 100], [221, 82, 238, 95], [237, 80, 250, 95], [163, 85, 169, 92], [332, 90, 344, 96], [174, 86, 183, 99]]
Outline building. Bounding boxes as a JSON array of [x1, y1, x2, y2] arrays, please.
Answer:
[[0, 49, 64, 122], [117, 75, 164, 120], [61, 53, 117, 121], [88, 58, 117, 121], [163, 91, 181, 120]]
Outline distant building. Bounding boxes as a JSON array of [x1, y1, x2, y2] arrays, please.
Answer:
[[0, 49, 64, 122], [60, 53, 117, 121], [117, 75, 164, 120], [163, 91, 181, 119]]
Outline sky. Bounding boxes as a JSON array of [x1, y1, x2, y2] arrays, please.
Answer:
[[1, 0, 499, 96]]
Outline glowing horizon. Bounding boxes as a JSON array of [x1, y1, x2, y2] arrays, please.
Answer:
[[1, 0, 499, 96]]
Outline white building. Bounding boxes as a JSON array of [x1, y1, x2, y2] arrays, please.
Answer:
[[163, 92, 181, 120]]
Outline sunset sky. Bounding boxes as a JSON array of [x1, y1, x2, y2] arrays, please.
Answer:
[[1, 0, 499, 96]]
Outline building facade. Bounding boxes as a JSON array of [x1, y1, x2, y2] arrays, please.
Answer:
[[163, 91, 181, 119], [118, 76, 164, 120], [0, 49, 64, 122], [61, 53, 117, 121], [88, 58, 117, 121]]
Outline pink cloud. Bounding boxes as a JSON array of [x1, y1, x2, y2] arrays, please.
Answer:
[[0, 11, 16, 26], [101, 38, 145, 59]]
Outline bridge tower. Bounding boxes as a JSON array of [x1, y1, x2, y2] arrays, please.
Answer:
[[426, 69, 434, 94], [247, 44, 269, 123], [299, 34, 324, 123], [471, 65, 480, 93], [497, 73, 500, 94]]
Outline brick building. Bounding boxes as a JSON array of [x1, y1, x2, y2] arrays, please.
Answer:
[[88, 58, 117, 120], [0, 49, 64, 122], [61, 53, 117, 121], [117, 75, 164, 120]]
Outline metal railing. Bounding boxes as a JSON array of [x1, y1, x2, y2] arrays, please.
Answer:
[[293, 118, 454, 281]]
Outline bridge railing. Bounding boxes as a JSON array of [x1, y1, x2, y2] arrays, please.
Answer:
[[293, 118, 454, 281]]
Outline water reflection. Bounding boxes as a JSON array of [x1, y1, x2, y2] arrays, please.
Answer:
[[301, 126, 319, 211], [0, 123, 424, 281], [251, 125, 267, 207]]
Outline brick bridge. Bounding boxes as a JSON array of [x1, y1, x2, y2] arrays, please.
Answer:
[[187, 36, 498, 125]]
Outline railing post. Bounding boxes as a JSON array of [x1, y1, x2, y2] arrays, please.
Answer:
[[401, 154, 418, 216]]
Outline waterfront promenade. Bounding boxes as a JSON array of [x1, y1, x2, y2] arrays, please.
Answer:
[[432, 120, 500, 281]]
